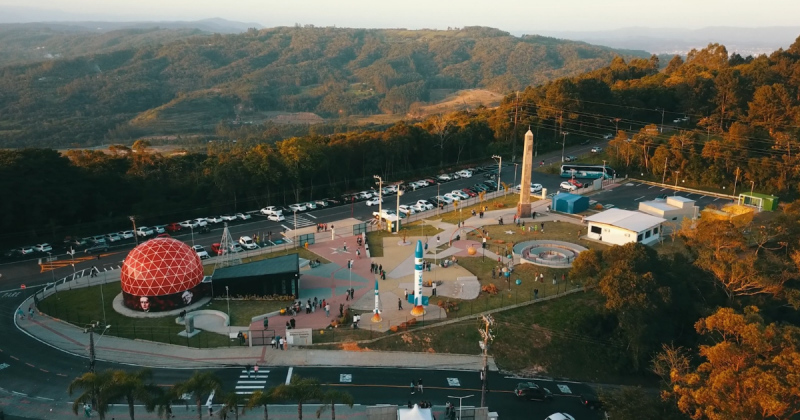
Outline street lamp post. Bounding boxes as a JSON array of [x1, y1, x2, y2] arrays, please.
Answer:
[[293, 211, 298, 244], [129, 216, 138, 246], [674, 171, 680, 195], [512, 163, 519, 196], [447, 395, 473, 420], [225, 286, 230, 334], [189, 225, 195, 246], [560, 132, 569, 163], [374, 175, 383, 230], [491, 155, 502, 194], [396, 189, 404, 234], [656, 108, 665, 133]]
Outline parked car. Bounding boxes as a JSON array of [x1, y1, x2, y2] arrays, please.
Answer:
[[450, 172, 461, 180], [410, 203, 426, 213], [105, 233, 122, 242], [457, 170, 473, 178], [17, 246, 34, 255], [324, 198, 341, 206], [315, 200, 329, 207], [544, 414, 575, 420], [166, 223, 183, 233], [235, 212, 252, 220], [602, 133, 613, 140], [136, 226, 154, 237], [398, 205, 415, 215], [416, 200, 434, 210], [560, 181, 578, 191], [591, 146, 603, 153], [193, 245, 210, 260], [260, 206, 283, 216], [579, 394, 604, 410], [33, 243, 53, 252], [267, 213, 286, 222], [568, 178, 584, 188], [304, 202, 317, 210], [221, 214, 237, 222], [206, 216, 224, 224], [152, 225, 166, 234], [451, 190, 469, 199], [365, 197, 383, 206], [437, 174, 452, 182], [239, 236, 258, 250], [443, 193, 460, 202], [91, 235, 107, 244], [211, 243, 222, 255], [563, 155, 578, 162], [289, 203, 307, 212], [462, 188, 478, 197], [358, 191, 373, 200], [229, 243, 244, 253], [515, 382, 553, 401], [63, 236, 87, 247], [531, 183, 543, 193], [193, 218, 208, 227], [84, 243, 109, 254], [430, 197, 445, 207], [119, 231, 134, 239]]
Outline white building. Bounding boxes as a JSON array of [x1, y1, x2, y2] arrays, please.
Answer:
[[638, 196, 698, 226], [584, 208, 666, 246]]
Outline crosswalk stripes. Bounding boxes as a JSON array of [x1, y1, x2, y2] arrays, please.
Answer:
[[235, 369, 269, 395], [281, 215, 317, 231]]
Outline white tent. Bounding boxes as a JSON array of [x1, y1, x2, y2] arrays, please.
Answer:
[[398, 404, 434, 420]]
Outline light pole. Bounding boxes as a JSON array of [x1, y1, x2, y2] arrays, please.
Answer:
[[293, 211, 298, 244], [447, 395, 473, 420], [374, 175, 383, 229], [609, 118, 620, 134], [348, 260, 353, 290], [656, 108, 665, 133], [560, 132, 569, 163], [225, 286, 230, 334], [189, 225, 195, 246], [491, 155, 502, 194], [129, 216, 138, 246], [674, 171, 680, 195], [396, 189, 404, 234], [512, 163, 519, 196]]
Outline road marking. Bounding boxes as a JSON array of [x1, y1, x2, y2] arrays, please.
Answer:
[[281, 224, 291, 231], [557, 384, 573, 394], [713, 197, 719, 201], [648, 185, 657, 189], [660, 188, 667, 191], [340, 374, 352, 383], [447, 378, 461, 387], [306, 213, 317, 219], [1, 292, 21, 298], [10, 356, 19, 361], [286, 367, 293, 385], [634, 196, 646, 201], [25, 363, 34, 368], [11, 391, 26, 396], [40, 368, 49, 373], [35, 396, 54, 401], [700, 195, 707, 199]]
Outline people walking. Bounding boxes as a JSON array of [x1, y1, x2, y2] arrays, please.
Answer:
[[339, 303, 344, 317], [343, 241, 347, 252], [411, 380, 416, 394], [246, 364, 252, 379], [404, 289, 408, 300], [417, 378, 424, 394], [432, 282, 437, 296], [398, 298, 403, 310], [279, 336, 285, 350], [356, 248, 361, 259], [325, 303, 330, 317], [254, 364, 259, 376], [28, 307, 34, 319]]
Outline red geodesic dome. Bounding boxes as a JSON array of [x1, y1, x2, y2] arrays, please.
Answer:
[[120, 237, 203, 297]]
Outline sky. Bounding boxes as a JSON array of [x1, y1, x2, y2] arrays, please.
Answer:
[[4, 0, 800, 31]]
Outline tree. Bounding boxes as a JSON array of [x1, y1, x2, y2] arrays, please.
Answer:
[[221, 392, 244, 420], [68, 370, 116, 420], [271, 375, 323, 420], [748, 84, 794, 134], [245, 389, 276, 420], [569, 248, 602, 281], [316, 390, 355, 420], [600, 386, 686, 420], [111, 368, 156, 420], [173, 372, 223, 420], [656, 307, 800, 420]]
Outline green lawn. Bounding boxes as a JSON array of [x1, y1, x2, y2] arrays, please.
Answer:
[[38, 282, 284, 348], [366, 221, 443, 257], [433, 194, 524, 225], [203, 247, 329, 276], [363, 291, 654, 385]]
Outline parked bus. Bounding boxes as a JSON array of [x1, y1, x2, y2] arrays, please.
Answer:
[[560, 164, 615, 179]]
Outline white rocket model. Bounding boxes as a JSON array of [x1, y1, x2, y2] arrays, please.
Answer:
[[411, 240, 426, 316], [371, 280, 382, 322]]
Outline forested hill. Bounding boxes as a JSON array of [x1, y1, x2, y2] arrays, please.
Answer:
[[0, 26, 648, 148]]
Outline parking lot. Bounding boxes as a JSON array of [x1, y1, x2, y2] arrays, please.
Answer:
[[588, 180, 732, 212]]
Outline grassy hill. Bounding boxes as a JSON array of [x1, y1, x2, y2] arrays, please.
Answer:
[[0, 26, 650, 147]]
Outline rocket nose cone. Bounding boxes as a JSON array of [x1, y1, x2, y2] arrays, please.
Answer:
[[415, 240, 423, 255], [375, 280, 379, 289]]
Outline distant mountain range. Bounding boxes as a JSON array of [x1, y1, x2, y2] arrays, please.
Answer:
[[525, 26, 800, 56]]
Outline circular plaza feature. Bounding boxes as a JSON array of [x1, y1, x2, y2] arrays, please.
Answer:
[[120, 237, 206, 312], [513, 240, 588, 268]]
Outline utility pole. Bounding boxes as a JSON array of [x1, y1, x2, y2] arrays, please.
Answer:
[[732, 167, 740, 199], [656, 108, 665, 133], [492, 155, 502, 194], [610, 118, 621, 134], [511, 91, 520, 163], [560, 132, 569, 163], [374, 175, 383, 230], [478, 314, 495, 408], [661, 158, 668, 185], [129, 216, 138, 246]]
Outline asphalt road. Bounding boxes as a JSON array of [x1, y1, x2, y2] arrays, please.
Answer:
[[589, 179, 730, 212]]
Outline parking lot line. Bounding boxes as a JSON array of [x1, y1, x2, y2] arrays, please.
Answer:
[[713, 197, 719, 201], [306, 214, 317, 219], [660, 188, 667, 191], [634, 196, 646, 201], [281, 224, 291, 231]]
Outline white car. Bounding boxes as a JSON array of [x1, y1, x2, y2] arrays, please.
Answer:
[[381, 187, 393, 196], [239, 236, 258, 250], [193, 245, 210, 260], [451, 190, 470, 200], [260, 206, 282, 216], [591, 146, 602, 153], [398, 205, 415, 215], [560, 181, 578, 191], [305, 202, 317, 210], [673, 118, 682, 123], [443, 193, 460, 202], [118, 231, 134, 239], [416, 200, 434, 210], [136, 226, 154, 237], [221, 215, 237, 221], [358, 191, 373, 200], [437, 174, 452, 182], [91, 235, 107, 244], [235, 212, 252, 220], [152, 225, 166, 234], [193, 218, 208, 227], [315, 200, 329, 207], [179, 220, 198, 229], [544, 414, 575, 420], [267, 213, 285, 222], [229, 243, 244, 253], [17, 246, 34, 255], [106, 233, 121, 242], [33, 243, 53, 252], [366, 197, 383, 206], [602, 133, 613, 140], [411, 203, 426, 213], [457, 170, 473, 178], [206, 216, 223, 223], [532, 183, 543, 192], [289, 203, 307, 212]]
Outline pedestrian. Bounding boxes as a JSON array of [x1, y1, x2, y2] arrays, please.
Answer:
[[279, 336, 285, 350], [346, 291, 350, 301], [356, 248, 361, 259], [411, 380, 416, 394], [339, 303, 344, 317], [381, 270, 386, 280], [540, 273, 544, 282], [432, 281, 437, 296], [290, 318, 296, 329], [379, 264, 383, 273], [491, 267, 496, 279], [325, 303, 330, 317], [28, 306, 34, 319], [343, 241, 347, 252], [418, 378, 424, 394], [553, 275, 557, 285], [534, 288, 539, 299], [286, 320, 291, 330], [350, 288, 355, 299], [532, 211, 536, 220], [371, 263, 375, 273], [540, 222, 545, 233], [306, 302, 310, 314], [398, 298, 403, 310], [404, 289, 408, 300], [246, 364, 252, 378], [208, 404, 213, 417], [254, 364, 259, 377], [427, 262, 431, 272]]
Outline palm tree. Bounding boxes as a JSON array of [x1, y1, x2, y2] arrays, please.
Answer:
[[149, 385, 179, 419], [245, 388, 276, 420], [111, 368, 155, 420], [315, 390, 355, 420], [271, 375, 323, 420], [68, 370, 115, 420], [220, 392, 244, 420], [172, 371, 223, 420]]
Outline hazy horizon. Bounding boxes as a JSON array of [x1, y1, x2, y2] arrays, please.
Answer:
[[2, 0, 800, 32]]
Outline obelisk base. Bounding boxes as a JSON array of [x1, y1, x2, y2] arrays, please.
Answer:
[[517, 203, 532, 218]]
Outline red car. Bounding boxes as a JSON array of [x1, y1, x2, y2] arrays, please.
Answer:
[[166, 223, 183, 232], [211, 243, 223, 255], [568, 178, 584, 188], [462, 188, 478, 197]]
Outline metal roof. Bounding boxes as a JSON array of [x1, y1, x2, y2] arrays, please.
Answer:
[[584, 208, 665, 233], [212, 254, 299, 280]]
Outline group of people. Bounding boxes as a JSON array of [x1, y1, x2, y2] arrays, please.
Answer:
[[344, 287, 355, 301], [407, 400, 434, 409], [270, 336, 286, 350], [315, 223, 330, 232]]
